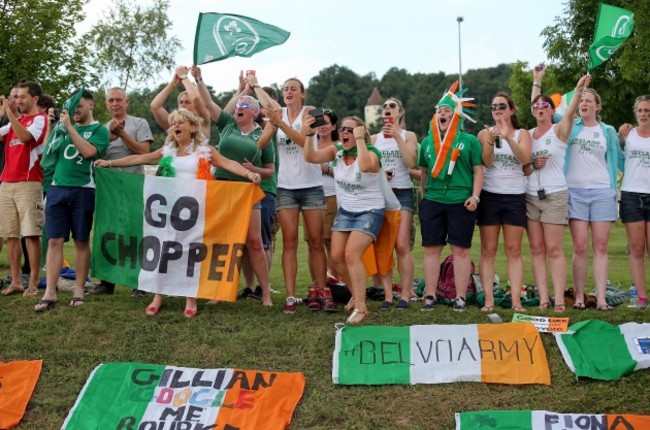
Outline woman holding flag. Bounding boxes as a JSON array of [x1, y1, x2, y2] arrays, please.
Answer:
[[303, 116, 384, 325], [418, 82, 483, 312], [477, 93, 531, 313], [525, 73, 591, 313], [95, 108, 261, 317]]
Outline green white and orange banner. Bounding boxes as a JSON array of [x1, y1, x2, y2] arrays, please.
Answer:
[[0, 360, 42, 429], [512, 313, 569, 333], [91, 169, 264, 301], [62, 363, 305, 430], [455, 410, 650, 430], [333, 323, 550, 385]]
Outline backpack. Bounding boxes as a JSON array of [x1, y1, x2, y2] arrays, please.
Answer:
[[436, 255, 476, 301]]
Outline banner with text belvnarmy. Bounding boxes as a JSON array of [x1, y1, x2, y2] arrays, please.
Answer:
[[333, 323, 550, 385], [91, 169, 264, 301]]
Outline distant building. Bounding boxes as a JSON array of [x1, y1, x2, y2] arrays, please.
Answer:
[[364, 87, 383, 129]]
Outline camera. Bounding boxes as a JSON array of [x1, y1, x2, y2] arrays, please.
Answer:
[[308, 108, 328, 128]]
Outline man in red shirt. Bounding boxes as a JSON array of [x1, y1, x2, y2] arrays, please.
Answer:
[[0, 81, 48, 296]]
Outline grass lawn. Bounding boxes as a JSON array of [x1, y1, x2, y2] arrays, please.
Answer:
[[1, 221, 649, 429]]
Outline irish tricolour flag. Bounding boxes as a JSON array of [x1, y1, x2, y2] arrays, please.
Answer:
[[92, 169, 263, 301], [456, 410, 650, 430], [555, 320, 650, 380], [333, 323, 550, 385], [63, 362, 305, 430]]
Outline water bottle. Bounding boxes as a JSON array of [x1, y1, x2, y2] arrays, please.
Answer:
[[628, 284, 638, 308]]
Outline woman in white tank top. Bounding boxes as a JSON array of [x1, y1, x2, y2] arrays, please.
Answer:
[[477, 93, 531, 313], [370, 98, 418, 309]]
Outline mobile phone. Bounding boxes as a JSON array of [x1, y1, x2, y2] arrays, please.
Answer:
[[309, 108, 328, 128], [494, 135, 501, 148], [537, 188, 546, 200]]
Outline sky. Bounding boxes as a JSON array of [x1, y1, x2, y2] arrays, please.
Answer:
[[76, 0, 567, 91]]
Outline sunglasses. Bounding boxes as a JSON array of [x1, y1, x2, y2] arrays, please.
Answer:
[[383, 102, 398, 109], [532, 101, 551, 110], [235, 102, 252, 109], [340, 126, 354, 133], [636, 95, 650, 102], [490, 103, 508, 111]]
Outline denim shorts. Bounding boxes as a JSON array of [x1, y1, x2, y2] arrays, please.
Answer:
[[332, 207, 385, 241], [620, 191, 650, 223], [392, 188, 415, 212], [568, 187, 617, 222], [46, 186, 95, 241], [277, 186, 325, 210], [260, 193, 277, 250]]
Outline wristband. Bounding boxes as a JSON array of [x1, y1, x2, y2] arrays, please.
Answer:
[[108, 160, 112, 167], [178, 73, 188, 80], [355, 136, 365, 140], [251, 84, 260, 89], [472, 195, 480, 203], [305, 132, 315, 137], [533, 83, 541, 89]]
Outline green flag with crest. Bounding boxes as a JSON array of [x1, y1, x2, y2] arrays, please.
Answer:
[[588, 3, 634, 70]]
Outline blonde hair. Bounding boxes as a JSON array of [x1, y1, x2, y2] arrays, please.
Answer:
[[165, 108, 205, 149]]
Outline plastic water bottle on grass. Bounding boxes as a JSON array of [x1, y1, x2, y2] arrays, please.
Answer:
[[628, 284, 638, 308]]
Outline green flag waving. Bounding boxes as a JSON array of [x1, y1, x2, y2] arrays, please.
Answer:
[[193, 13, 290, 65], [588, 3, 634, 70]]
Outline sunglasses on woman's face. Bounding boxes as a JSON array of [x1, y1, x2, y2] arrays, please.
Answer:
[[235, 102, 252, 109], [340, 126, 354, 133], [490, 103, 508, 111], [532, 101, 551, 110], [383, 102, 397, 109]]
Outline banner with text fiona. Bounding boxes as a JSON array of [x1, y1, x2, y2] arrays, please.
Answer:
[[92, 169, 264, 301], [62, 363, 305, 430], [333, 322, 550, 385], [456, 410, 650, 430]]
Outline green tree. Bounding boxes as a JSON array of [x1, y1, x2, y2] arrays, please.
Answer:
[[0, 0, 95, 97], [90, 0, 181, 91]]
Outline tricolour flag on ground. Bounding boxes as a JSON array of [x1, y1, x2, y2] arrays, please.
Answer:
[[91, 169, 264, 301], [62, 362, 305, 430], [193, 13, 290, 65], [455, 410, 650, 430], [588, 3, 635, 70], [555, 319, 650, 380], [0, 360, 42, 429], [333, 323, 550, 385]]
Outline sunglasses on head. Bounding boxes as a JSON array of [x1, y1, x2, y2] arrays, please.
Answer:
[[490, 103, 508, 111], [532, 101, 551, 110], [636, 95, 650, 102], [383, 102, 398, 109], [235, 102, 252, 109], [340, 126, 354, 133]]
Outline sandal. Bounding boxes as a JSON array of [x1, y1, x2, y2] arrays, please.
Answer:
[[346, 309, 369, 325], [554, 303, 566, 313], [511, 305, 527, 313], [145, 305, 160, 316], [23, 287, 39, 297], [572, 302, 586, 310], [34, 299, 57, 313], [69, 297, 85, 307], [480, 305, 494, 313], [344, 297, 355, 313], [597, 304, 613, 311], [183, 308, 198, 318], [1, 286, 25, 296], [538, 302, 551, 310]]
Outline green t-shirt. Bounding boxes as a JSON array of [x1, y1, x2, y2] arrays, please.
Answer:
[[52, 122, 109, 188], [418, 131, 482, 204], [215, 112, 274, 183], [260, 136, 278, 195]]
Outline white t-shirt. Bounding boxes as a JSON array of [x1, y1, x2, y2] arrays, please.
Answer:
[[621, 128, 650, 193], [276, 106, 322, 189], [526, 126, 568, 196], [322, 160, 336, 197], [334, 154, 384, 212], [373, 130, 413, 189], [483, 129, 526, 194], [565, 125, 610, 189]]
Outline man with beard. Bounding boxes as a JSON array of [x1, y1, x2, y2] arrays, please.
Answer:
[[418, 82, 483, 312], [0, 81, 48, 297]]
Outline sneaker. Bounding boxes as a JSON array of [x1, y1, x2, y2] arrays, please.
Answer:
[[379, 300, 392, 311], [452, 296, 467, 312], [283, 297, 297, 314], [307, 286, 321, 311], [247, 286, 263, 301], [638, 297, 648, 310], [421, 295, 436, 311], [320, 287, 338, 313], [87, 283, 114, 295], [132, 289, 147, 298], [237, 287, 255, 300], [396, 299, 410, 310]]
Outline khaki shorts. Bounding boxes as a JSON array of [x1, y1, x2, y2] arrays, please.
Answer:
[[323, 195, 337, 240], [525, 190, 568, 225], [0, 181, 44, 237]]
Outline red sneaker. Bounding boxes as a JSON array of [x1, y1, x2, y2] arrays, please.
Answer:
[[307, 286, 321, 312], [283, 297, 297, 314], [320, 287, 338, 313]]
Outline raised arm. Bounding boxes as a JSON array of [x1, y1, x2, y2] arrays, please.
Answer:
[[531, 63, 545, 103], [555, 74, 591, 142], [150, 73, 179, 129], [95, 148, 163, 168], [303, 116, 337, 164], [354, 126, 380, 173]]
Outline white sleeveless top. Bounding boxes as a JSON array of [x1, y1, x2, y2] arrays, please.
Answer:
[[566, 125, 610, 189], [483, 129, 526, 194], [322, 160, 337, 197], [276, 106, 322, 189], [526, 126, 568, 196], [334, 153, 384, 212], [622, 128, 650, 193], [373, 129, 413, 189]]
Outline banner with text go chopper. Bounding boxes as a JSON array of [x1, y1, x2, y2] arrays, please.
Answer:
[[92, 169, 264, 301]]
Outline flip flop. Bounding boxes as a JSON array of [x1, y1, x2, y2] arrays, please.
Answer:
[[554, 304, 566, 313], [572, 302, 586, 310], [23, 287, 39, 297], [1, 286, 25, 296], [480, 305, 494, 313], [511, 305, 527, 313], [69, 297, 85, 307], [35, 299, 57, 313], [597, 304, 613, 311]]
